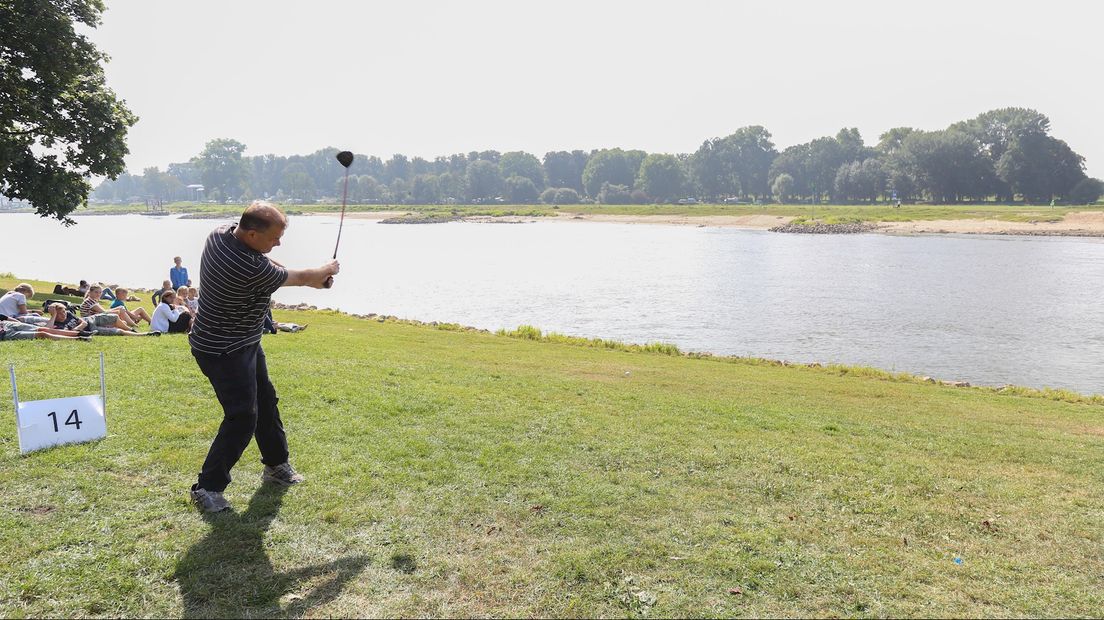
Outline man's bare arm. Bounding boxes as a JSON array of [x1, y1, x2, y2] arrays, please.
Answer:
[[283, 260, 340, 289]]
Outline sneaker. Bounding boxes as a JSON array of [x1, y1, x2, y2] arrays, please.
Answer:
[[190, 485, 231, 512], [145, 331, 161, 337], [262, 462, 305, 486]]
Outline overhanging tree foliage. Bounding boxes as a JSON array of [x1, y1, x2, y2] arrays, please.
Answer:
[[0, 0, 137, 223]]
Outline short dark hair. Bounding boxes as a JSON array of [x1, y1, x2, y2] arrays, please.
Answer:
[[238, 201, 286, 232]]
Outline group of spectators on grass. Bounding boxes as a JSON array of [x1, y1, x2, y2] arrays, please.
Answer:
[[0, 257, 197, 342], [2, 255, 308, 343]]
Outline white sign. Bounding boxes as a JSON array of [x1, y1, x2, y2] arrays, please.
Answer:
[[16, 394, 107, 454], [10, 353, 108, 455]]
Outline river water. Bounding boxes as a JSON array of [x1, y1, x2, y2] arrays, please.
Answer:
[[3, 213, 1102, 394]]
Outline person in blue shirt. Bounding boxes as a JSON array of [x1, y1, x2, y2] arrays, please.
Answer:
[[170, 256, 189, 290], [109, 287, 152, 325]]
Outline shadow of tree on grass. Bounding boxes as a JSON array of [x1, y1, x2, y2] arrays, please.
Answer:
[[175, 485, 369, 618]]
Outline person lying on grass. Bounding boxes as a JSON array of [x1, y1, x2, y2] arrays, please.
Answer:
[[263, 304, 307, 334], [109, 287, 152, 325], [0, 284, 49, 326], [46, 303, 88, 333], [0, 319, 91, 342], [53, 280, 88, 297], [151, 289, 192, 334], [80, 284, 139, 328]]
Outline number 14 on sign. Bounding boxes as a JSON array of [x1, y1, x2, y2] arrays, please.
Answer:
[[47, 410, 83, 432]]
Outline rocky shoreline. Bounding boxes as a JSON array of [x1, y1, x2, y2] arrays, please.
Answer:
[[379, 213, 463, 224], [769, 222, 877, 234]]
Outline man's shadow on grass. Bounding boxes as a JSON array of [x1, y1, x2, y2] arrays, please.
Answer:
[[175, 484, 369, 618]]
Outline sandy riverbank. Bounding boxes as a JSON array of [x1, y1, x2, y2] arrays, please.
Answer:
[[304, 210, 1104, 236], [306, 211, 794, 229], [876, 211, 1104, 236]]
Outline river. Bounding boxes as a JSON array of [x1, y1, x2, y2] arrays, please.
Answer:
[[3, 213, 1102, 394]]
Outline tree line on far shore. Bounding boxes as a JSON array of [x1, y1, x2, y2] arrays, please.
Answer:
[[92, 107, 1103, 207]]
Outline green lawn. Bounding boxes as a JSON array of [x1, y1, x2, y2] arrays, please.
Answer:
[[1, 275, 1102, 617]]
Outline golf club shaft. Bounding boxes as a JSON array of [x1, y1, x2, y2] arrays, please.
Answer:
[[333, 168, 350, 259]]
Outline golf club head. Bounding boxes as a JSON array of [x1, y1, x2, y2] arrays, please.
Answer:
[[336, 151, 354, 168]]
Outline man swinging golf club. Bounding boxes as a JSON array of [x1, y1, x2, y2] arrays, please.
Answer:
[[188, 200, 340, 512]]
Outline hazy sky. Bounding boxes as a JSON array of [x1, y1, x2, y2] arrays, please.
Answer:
[[88, 0, 1104, 177]]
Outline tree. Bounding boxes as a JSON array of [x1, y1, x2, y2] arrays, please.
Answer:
[[582, 149, 636, 198], [142, 166, 181, 201], [0, 0, 138, 223], [876, 127, 917, 154], [597, 183, 632, 204], [996, 133, 1085, 203], [543, 150, 587, 192], [410, 174, 441, 204], [901, 129, 995, 202], [635, 154, 687, 202], [769, 144, 810, 201], [504, 176, 539, 203], [833, 162, 857, 203], [835, 127, 871, 163], [772, 173, 794, 203], [196, 138, 249, 201], [499, 152, 544, 190], [390, 178, 410, 204], [91, 171, 140, 202], [280, 162, 315, 202], [382, 154, 410, 183], [555, 188, 581, 204], [690, 138, 738, 200], [465, 160, 502, 201], [954, 107, 1050, 162], [1068, 178, 1104, 205], [436, 171, 465, 203], [806, 137, 845, 202], [954, 108, 1052, 200]]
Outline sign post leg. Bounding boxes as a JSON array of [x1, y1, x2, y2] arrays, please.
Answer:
[[8, 364, 17, 415], [99, 353, 106, 421]]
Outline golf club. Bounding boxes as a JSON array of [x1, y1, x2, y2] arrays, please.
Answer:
[[324, 150, 354, 288]]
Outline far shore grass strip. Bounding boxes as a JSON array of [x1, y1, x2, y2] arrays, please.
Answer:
[[13, 200, 1103, 225]]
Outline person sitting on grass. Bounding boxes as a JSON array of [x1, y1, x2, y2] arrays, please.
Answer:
[[0, 319, 91, 342], [185, 287, 200, 313], [109, 287, 152, 325], [151, 289, 192, 334], [81, 285, 140, 331], [0, 284, 49, 326], [152, 279, 172, 305]]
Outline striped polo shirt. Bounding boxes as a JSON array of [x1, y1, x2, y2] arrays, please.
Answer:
[[80, 297, 104, 317], [189, 224, 288, 355]]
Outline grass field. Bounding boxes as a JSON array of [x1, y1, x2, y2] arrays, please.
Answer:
[[1, 275, 1103, 617], [66, 200, 1104, 226]]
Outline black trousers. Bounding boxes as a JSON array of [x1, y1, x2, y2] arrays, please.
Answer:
[[192, 344, 289, 492], [168, 313, 192, 334]]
